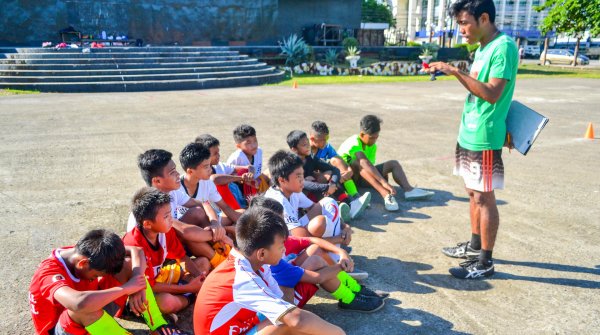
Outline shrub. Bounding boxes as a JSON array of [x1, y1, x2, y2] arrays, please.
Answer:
[[342, 37, 359, 49], [325, 49, 339, 65], [279, 34, 310, 72]]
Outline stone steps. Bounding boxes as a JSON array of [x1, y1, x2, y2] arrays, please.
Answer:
[[0, 47, 284, 92], [0, 67, 277, 83], [3, 51, 241, 59], [0, 63, 268, 77], [0, 59, 260, 71], [0, 55, 249, 65]]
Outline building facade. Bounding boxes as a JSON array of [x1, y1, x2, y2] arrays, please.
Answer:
[[390, 0, 549, 44], [0, 0, 361, 46]]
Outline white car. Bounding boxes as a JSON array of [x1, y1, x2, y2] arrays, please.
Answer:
[[524, 45, 540, 58], [540, 49, 589, 65]]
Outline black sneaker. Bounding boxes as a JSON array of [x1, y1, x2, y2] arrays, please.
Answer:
[[358, 286, 390, 300], [338, 293, 385, 313], [449, 259, 494, 279], [151, 324, 192, 335], [442, 241, 481, 259]]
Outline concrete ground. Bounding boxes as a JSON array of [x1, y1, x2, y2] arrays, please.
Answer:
[[1, 78, 598, 334]]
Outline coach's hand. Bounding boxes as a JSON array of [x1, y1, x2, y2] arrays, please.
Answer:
[[428, 61, 458, 76]]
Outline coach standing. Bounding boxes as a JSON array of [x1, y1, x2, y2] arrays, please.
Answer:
[[427, 0, 518, 279]]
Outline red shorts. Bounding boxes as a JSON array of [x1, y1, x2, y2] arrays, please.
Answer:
[[294, 282, 318, 308]]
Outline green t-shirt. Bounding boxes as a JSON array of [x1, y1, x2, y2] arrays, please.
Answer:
[[337, 134, 377, 165], [458, 33, 518, 151]]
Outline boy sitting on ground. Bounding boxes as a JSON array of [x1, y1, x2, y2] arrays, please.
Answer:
[[124, 187, 210, 316], [194, 206, 345, 335], [226, 124, 270, 202], [179, 142, 244, 237], [337, 115, 434, 212], [264, 150, 352, 259], [250, 196, 387, 312], [309, 121, 372, 217], [195, 133, 254, 210], [127, 149, 231, 270], [287, 129, 370, 222], [29, 229, 188, 335]]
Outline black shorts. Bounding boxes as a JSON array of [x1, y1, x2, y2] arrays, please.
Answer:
[[356, 163, 385, 187]]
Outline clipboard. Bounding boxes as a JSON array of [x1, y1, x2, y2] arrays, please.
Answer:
[[506, 100, 549, 155]]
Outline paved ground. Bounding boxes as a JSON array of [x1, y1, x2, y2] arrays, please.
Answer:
[[1, 78, 598, 334]]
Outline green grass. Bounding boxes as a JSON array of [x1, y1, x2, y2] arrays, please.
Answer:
[[274, 64, 600, 86], [516, 64, 600, 79], [0, 88, 40, 95]]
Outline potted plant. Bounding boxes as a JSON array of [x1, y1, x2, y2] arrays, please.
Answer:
[[418, 48, 433, 64], [279, 34, 310, 77], [345, 46, 361, 68]]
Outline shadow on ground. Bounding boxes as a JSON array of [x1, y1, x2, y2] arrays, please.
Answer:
[[352, 255, 493, 294], [305, 298, 471, 335], [355, 188, 507, 232], [493, 259, 600, 289]]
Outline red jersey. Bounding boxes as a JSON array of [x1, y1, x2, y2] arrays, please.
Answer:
[[194, 249, 295, 335], [284, 236, 311, 256], [29, 247, 100, 334], [122, 227, 186, 286]]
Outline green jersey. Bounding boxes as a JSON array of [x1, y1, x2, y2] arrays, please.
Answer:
[[458, 33, 518, 151], [337, 135, 377, 165]]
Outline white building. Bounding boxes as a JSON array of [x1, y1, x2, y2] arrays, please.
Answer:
[[389, 0, 549, 44]]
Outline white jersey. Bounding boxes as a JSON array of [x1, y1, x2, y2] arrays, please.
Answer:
[[126, 189, 190, 232], [213, 162, 236, 175], [226, 148, 263, 180], [195, 248, 296, 334], [179, 179, 222, 204], [264, 187, 314, 231]]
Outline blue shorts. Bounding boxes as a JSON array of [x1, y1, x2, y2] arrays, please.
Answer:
[[270, 258, 304, 288]]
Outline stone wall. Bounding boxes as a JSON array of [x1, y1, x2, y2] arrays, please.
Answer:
[[0, 0, 361, 46]]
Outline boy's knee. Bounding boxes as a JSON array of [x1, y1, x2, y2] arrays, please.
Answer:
[[185, 240, 214, 259], [302, 255, 328, 271], [180, 207, 208, 227], [193, 257, 211, 273], [307, 216, 327, 237], [67, 308, 104, 327], [384, 160, 401, 169], [156, 293, 187, 314]]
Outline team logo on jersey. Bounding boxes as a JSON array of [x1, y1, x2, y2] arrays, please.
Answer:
[[52, 274, 65, 282]]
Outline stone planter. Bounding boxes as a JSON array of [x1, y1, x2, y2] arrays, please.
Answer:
[[346, 55, 360, 68], [418, 55, 433, 64]]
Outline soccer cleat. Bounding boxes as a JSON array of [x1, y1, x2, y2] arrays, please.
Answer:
[[339, 202, 351, 222], [151, 324, 192, 335], [449, 258, 495, 279], [350, 192, 371, 219], [384, 194, 399, 211], [358, 286, 390, 300], [347, 269, 369, 281], [338, 293, 385, 313], [442, 241, 481, 259], [404, 188, 434, 201]]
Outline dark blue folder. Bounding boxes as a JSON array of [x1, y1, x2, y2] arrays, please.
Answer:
[[506, 100, 549, 155]]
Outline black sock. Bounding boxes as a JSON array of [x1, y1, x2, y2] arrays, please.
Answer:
[[479, 249, 493, 264], [470, 233, 481, 250]]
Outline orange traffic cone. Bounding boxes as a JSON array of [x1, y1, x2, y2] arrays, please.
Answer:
[[292, 80, 298, 89], [584, 122, 594, 139]]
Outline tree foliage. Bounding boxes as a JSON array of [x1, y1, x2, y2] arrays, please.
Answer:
[[362, 0, 395, 26], [536, 0, 600, 36], [536, 0, 600, 66]]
